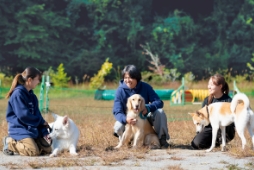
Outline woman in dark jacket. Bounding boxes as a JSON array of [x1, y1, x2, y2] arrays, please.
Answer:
[[3, 67, 51, 156], [191, 74, 235, 149]]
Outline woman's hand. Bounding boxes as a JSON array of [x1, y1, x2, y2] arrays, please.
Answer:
[[126, 117, 137, 125], [43, 121, 49, 127], [142, 107, 148, 115]]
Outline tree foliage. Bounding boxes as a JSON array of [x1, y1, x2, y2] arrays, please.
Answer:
[[50, 63, 71, 88], [0, 0, 253, 81], [89, 58, 113, 89]]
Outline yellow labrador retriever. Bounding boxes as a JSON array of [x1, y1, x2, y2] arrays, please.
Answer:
[[115, 94, 160, 149]]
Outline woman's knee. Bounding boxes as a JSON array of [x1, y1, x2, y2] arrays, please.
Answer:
[[18, 146, 40, 156], [151, 109, 166, 119], [114, 121, 125, 136], [18, 138, 40, 156], [191, 134, 212, 149]]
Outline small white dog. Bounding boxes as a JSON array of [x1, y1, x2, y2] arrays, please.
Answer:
[[115, 94, 160, 149], [189, 93, 254, 152], [49, 113, 80, 157]]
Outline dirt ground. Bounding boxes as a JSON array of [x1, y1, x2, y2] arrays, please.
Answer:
[[1, 148, 254, 170]]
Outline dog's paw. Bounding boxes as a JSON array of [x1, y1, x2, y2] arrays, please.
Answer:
[[114, 146, 120, 149], [205, 148, 212, 152], [70, 152, 78, 156], [114, 144, 122, 149], [49, 153, 56, 157], [221, 146, 227, 152], [149, 145, 160, 150]]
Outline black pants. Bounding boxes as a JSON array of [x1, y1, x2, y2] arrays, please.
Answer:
[[191, 123, 235, 149]]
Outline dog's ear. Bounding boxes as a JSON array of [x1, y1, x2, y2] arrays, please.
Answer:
[[127, 96, 132, 110], [63, 116, 69, 127], [188, 112, 195, 117], [140, 96, 145, 111]]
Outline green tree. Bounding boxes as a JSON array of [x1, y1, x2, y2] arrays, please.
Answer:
[[89, 58, 113, 89], [50, 63, 71, 88]]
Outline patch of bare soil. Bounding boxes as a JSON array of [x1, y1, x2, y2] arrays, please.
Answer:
[[1, 147, 254, 170]]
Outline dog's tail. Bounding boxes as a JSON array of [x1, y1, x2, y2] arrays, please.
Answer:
[[230, 93, 250, 113]]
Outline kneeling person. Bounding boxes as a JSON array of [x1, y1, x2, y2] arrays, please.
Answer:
[[113, 65, 170, 149]]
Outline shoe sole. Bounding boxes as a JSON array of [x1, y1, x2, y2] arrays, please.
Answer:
[[2, 136, 14, 156]]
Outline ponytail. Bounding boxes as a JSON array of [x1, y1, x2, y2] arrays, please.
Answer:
[[207, 95, 213, 106], [222, 82, 229, 95], [5, 74, 26, 98], [5, 67, 42, 98]]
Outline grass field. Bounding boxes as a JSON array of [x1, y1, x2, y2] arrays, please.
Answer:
[[1, 94, 254, 169], [1, 80, 254, 168]]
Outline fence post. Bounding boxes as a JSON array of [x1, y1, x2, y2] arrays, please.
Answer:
[[0, 79, 2, 99], [45, 76, 50, 112], [39, 75, 45, 112], [39, 75, 51, 113], [181, 77, 185, 105], [170, 77, 185, 106], [233, 80, 240, 93]]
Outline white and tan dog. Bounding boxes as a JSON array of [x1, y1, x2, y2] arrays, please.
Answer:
[[189, 93, 254, 152], [115, 94, 160, 149]]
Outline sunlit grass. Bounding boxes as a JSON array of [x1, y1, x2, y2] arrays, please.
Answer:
[[1, 85, 254, 168]]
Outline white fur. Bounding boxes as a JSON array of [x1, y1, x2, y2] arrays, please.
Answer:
[[189, 93, 254, 152], [49, 113, 80, 157]]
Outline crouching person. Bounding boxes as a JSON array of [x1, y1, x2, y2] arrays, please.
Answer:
[[113, 65, 170, 148]]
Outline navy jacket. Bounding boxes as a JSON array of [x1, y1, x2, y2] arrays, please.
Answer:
[[6, 85, 48, 140], [113, 80, 163, 124]]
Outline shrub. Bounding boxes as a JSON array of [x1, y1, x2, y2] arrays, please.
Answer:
[[89, 58, 113, 89], [49, 63, 71, 88]]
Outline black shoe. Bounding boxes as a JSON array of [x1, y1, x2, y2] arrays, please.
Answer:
[[160, 135, 170, 149], [2, 136, 14, 156], [113, 132, 119, 138]]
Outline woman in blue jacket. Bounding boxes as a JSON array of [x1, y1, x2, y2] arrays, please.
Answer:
[[3, 67, 52, 156], [113, 65, 170, 148]]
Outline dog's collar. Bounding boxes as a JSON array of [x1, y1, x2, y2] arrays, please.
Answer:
[[139, 112, 148, 119]]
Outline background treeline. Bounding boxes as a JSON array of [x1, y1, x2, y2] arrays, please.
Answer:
[[0, 0, 254, 83]]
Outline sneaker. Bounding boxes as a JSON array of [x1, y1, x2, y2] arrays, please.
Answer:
[[160, 135, 170, 149], [2, 136, 14, 156], [113, 132, 119, 138]]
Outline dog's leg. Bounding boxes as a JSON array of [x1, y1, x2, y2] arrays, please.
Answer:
[[247, 112, 254, 150], [247, 123, 254, 150], [115, 132, 126, 149], [133, 130, 144, 148], [235, 120, 247, 150], [220, 126, 226, 152], [49, 148, 59, 157], [144, 134, 160, 149], [115, 126, 132, 149], [206, 125, 219, 152], [69, 144, 78, 155]]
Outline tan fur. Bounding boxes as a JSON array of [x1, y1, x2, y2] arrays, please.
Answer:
[[189, 93, 254, 152], [115, 94, 160, 149], [218, 103, 231, 115]]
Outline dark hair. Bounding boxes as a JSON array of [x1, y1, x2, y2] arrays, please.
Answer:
[[207, 73, 229, 105], [6, 67, 42, 98], [121, 65, 142, 82]]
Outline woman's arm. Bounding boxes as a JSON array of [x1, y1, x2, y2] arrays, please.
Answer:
[[112, 89, 127, 124], [10, 95, 44, 127], [145, 84, 164, 112]]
